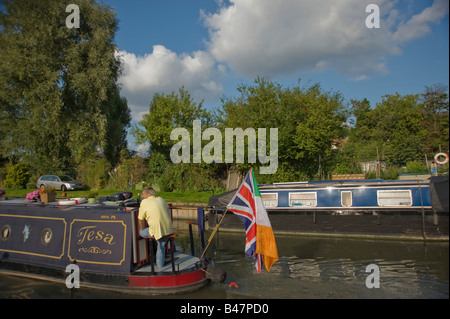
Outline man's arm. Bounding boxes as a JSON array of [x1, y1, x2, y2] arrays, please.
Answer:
[[138, 219, 146, 232]]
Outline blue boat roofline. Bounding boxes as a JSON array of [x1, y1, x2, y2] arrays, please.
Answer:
[[260, 178, 430, 188], [306, 179, 385, 184]]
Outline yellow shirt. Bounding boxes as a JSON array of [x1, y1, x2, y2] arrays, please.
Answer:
[[138, 196, 173, 240]]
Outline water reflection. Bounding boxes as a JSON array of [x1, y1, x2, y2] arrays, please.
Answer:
[[0, 229, 448, 299], [206, 231, 448, 299]]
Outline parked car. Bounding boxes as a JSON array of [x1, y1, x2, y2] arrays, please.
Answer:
[[37, 175, 85, 191]]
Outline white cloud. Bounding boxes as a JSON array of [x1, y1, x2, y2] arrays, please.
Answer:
[[117, 46, 224, 121], [393, 0, 449, 43], [202, 0, 448, 79], [117, 0, 448, 128]]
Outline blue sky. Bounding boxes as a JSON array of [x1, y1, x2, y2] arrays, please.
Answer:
[[101, 0, 449, 152]]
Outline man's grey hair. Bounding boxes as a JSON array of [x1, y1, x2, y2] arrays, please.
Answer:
[[142, 187, 157, 197]]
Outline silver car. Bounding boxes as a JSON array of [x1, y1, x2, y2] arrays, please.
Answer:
[[37, 175, 85, 191]]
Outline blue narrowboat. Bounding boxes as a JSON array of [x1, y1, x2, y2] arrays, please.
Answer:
[[209, 176, 449, 240]]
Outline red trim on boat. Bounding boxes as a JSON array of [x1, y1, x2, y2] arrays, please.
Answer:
[[128, 269, 206, 288]]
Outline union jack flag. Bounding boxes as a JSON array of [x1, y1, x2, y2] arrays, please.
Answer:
[[227, 170, 258, 257], [227, 169, 278, 273]]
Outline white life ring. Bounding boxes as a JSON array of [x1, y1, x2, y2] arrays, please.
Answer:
[[434, 152, 449, 165], [57, 198, 87, 206]]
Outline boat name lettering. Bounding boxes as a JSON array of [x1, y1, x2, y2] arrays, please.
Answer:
[[77, 226, 115, 246], [78, 246, 112, 255]]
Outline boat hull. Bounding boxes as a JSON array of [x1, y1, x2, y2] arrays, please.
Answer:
[[209, 208, 448, 240], [0, 260, 208, 295]]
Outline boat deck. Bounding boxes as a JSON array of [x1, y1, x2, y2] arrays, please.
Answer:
[[134, 251, 202, 274], [1, 197, 120, 207]]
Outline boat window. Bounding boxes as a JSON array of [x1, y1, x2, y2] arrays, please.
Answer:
[[341, 191, 352, 207], [289, 192, 317, 207], [1, 225, 11, 241], [261, 193, 278, 207], [41, 228, 53, 246], [377, 190, 412, 206]]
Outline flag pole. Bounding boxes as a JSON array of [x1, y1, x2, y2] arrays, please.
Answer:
[[200, 209, 227, 259]]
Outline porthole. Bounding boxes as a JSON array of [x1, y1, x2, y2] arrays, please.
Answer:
[[1, 225, 11, 241], [41, 228, 53, 246]]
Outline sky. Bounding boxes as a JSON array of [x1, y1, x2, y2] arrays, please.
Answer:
[[101, 0, 449, 153]]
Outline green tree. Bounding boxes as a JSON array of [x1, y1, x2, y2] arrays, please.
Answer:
[[420, 83, 449, 154], [343, 98, 382, 164], [77, 157, 111, 190], [346, 93, 434, 167], [133, 88, 228, 191], [291, 83, 348, 178], [0, 0, 128, 173], [219, 77, 348, 181], [102, 86, 131, 167], [378, 94, 426, 165], [132, 87, 211, 159], [4, 163, 30, 189]]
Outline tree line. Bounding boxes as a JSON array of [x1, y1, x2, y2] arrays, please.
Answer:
[[133, 79, 448, 190], [1, 0, 448, 191]]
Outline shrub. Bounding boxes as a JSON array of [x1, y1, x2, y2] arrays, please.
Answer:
[[405, 160, 429, 173], [4, 163, 31, 189], [77, 158, 111, 190]]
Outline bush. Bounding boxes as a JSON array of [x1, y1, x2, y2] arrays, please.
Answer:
[[105, 156, 148, 190], [154, 162, 226, 192], [405, 160, 429, 173], [4, 163, 31, 189], [77, 158, 111, 190]]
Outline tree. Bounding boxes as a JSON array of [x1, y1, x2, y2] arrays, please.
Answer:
[[132, 87, 211, 159], [0, 0, 129, 174], [218, 77, 349, 181], [291, 83, 348, 178], [346, 93, 431, 167], [102, 86, 131, 167], [4, 163, 30, 189], [217, 77, 284, 179], [420, 83, 449, 154], [345, 98, 381, 162], [132, 88, 225, 191]]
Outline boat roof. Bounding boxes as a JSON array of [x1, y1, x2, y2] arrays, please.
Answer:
[[0, 197, 138, 210], [259, 178, 431, 189]]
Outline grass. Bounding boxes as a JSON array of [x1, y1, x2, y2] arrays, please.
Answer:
[[1, 188, 215, 204]]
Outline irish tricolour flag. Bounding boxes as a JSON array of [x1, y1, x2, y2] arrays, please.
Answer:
[[227, 169, 278, 273]]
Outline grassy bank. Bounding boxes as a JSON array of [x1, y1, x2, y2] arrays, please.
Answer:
[[1, 188, 215, 204]]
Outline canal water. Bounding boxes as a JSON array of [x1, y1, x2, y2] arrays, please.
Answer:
[[0, 228, 448, 299]]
